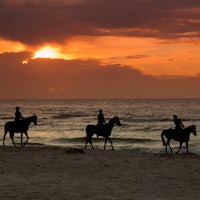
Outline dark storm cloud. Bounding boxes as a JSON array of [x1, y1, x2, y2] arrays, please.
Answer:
[[0, 52, 200, 99], [1, 0, 200, 45]]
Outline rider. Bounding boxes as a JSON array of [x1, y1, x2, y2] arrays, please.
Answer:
[[15, 107, 24, 122], [97, 109, 106, 137], [97, 109, 106, 126], [173, 114, 184, 134]]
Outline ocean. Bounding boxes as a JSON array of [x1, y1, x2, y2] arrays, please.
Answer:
[[0, 99, 200, 153]]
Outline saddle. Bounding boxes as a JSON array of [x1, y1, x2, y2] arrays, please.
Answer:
[[96, 124, 106, 136], [14, 120, 23, 132], [174, 128, 184, 140]]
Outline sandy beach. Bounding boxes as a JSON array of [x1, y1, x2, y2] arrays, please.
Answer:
[[0, 146, 200, 200]]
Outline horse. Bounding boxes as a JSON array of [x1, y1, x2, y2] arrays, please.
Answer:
[[161, 125, 197, 154], [84, 116, 121, 150], [3, 115, 37, 147]]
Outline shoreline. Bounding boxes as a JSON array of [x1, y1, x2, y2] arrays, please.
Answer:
[[0, 146, 200, 199]]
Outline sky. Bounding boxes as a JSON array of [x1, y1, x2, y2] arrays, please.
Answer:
[[1, 0, 200, 99]]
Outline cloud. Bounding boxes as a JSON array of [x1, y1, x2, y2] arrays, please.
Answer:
[[0, 52, 200, 99], [1, 0, 200, 45], [48, 86, 66, 94]]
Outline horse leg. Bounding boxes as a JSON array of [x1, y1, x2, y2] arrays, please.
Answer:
[[85, 136, 94, 150], [88, 138, 94, 150], [165, 144, 167, 153], [85, 139, 94, 149], [10, 132, 16, 147], [162, 134, 169, 153], [108, 137, 114, 150], [21, 132, 23, 147], [3, 130, 8, 146], [104, 138, 108, 150], [167, 139, 173, 154], [176, 142, 182, 154], [23, 132, 29, 147], [164, 139, 173, 154], [90, 142, 94, 150], [168, 143, 173, 153], [84, 138, 88, 149], [164, 139, 168, 153], [104, 137, 114, 150], [186, 141, 189, 153]]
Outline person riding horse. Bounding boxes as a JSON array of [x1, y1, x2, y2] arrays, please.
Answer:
[[98, 109, 106, 126], [14, 107, 24, 130], [97, 109, 106, 137], [173, 114, 184, 136], [85, 116, 121, 150], [15, 107, 24, 122]]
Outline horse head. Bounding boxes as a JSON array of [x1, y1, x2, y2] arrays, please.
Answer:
[[185, 124, 197, 136], [190, 125, 197, 136], [113, 116, 121, 127], [32, 115, 38, 125]]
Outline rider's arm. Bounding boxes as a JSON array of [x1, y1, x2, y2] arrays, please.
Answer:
[[20, 113, 24, 119], [181, 120, 184, 128]]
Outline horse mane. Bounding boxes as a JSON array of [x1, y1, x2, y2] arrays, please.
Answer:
[[23, 115, 37, 119], [22, 115, 37, 123], [185, 124, 196, 130], [109, 116, 117, 123]]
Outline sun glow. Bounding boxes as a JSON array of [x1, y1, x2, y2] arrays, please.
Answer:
[[22, 60, 28, 64], [33, 46, 58, 59]]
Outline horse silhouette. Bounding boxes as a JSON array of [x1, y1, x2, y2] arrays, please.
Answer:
[[161, 125, 196, 153], [3, 115, 37, 147], [84, 116, 121, 150]]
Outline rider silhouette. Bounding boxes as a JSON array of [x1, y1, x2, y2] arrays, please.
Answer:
[[97, 109, 106, 126], [15, 107, 23, 122], [97, 109, 106, 137], [173, 114, 184, 135]]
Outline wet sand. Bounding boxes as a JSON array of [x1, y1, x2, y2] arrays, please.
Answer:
[[0, 146, 200, 199]]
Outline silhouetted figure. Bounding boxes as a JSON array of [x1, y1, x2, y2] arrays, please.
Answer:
[[173, 114, 184, 132], [161, 125, 196, 153], [96, 109, 106, 138], [85, 116, 121, 150], [3, 115, 37, 147], [15, 107, 23, 124], [97, 109, 106, 126]]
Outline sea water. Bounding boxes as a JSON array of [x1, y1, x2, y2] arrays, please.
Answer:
[[0, 99, 200, 153]]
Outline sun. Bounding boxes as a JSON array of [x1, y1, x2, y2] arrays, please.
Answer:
[[32, 46, 58, 59]]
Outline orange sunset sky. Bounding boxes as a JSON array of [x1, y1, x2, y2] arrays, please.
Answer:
[[0, 0, 200, 99]]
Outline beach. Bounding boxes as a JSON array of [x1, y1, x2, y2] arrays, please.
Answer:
[[0, 146, 200, 199]]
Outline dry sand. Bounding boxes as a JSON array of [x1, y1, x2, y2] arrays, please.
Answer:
[[0, 146, 200, 200]]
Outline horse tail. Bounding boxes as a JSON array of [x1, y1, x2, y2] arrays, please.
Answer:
[[4, 122, 9, 135], [86, 125, 94, 140], [161, 130, 166, 146], [4, 122, 13, 139], [85, 125, 96, 149], [3, 122, 8, 146], [86, 125, 90, 135]]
